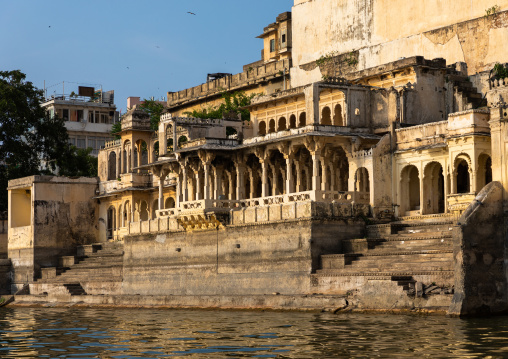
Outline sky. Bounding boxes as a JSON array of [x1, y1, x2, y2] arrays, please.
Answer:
[[0, 0, 293, 113]]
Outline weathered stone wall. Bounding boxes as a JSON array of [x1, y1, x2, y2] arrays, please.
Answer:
[[7, 176, 99, 292], [291, 0, 508, 87], [122, 218, 364, 296], [449, 181, 508, 316]]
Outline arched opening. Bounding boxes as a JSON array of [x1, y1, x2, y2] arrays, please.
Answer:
[[268, 119, 276, 133], [165, 197, 176, 209], [166, 124, 173, 147], [151, 199, 158, 219], [477, 154, 492, 191], [108, 151, 117, 180], [138, 141, 148, 171], [289, 115, 297, 129], [245, 154, 262, 198], [400, 165, 420, 215], [299, 112, 306, 127], [178, 136, 188, 147], [123, 140, 131, 173], [355, 167, 370, 193], [321, 107, 332, 125], [456, 158, 470, 194], [335, 147, 349, 191], [123, 201, 130, 227], [278, 117, 287, 131], [139, 201, 149, 221], [117, 204, 123, 229], [258, 121, 266, 136], [334, 104, 344, 126], [423, 162, 445, 215], [295, 147, 312, 192], [269, 150, 287, 195], [153, 141, 159, 162], [107, 206, 116, 240]]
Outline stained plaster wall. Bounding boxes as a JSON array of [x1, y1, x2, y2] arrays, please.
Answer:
[[122, 217, 364, 296], [291, 0, 508, 87], [7, 176, 99, 291], [449, 181, 508, 316]]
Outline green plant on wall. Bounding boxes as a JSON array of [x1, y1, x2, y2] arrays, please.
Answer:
[[184, 91, 258, 123], [485, 5, 500, 17], [493, 63, 508, 79]]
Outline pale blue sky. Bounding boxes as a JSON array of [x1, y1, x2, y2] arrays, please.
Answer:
[[0, 0, 293, 112]]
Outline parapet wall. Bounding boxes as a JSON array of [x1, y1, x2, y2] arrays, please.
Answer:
[[167, 59, 291, 109]]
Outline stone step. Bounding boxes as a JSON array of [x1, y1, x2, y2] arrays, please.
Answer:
[[51, 275, 123, 283], [315, 270, 454, 278], [63, 283, 87, 296]]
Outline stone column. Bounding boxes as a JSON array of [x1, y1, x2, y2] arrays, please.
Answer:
[[137, 144, 142, 173], [195, 170, 202, 200], [203, 163, 211, 200], [116, 151, 121, 179], [285, 156, 294, 194], [130, 145, 135, 173], [182, 167, 188, 202], [158, 169, 169, 211], [312, 153, 321, 191], [236, 165, 245, 200], [261, 160, 269, 197], [249, 170, 255, 199], [296, 163, 302, 192], [321, 160, 328, 191]]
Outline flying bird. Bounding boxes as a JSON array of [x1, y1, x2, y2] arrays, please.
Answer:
[[156, 46, 160, 48], [126, 67, 130, 70], [187, 11, 196, 15]]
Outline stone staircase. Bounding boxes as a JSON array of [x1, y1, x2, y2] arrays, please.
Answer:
[[313, 216, 456, 309], [448, 73, 486, 111], [31, 242, 124, 296]]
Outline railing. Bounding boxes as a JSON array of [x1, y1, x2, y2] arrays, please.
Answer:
[[155, 190, 370, 218], [103, 139, 121, 149]]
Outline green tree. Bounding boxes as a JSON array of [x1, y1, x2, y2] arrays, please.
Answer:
[[184, 91, 257, 122], [111, 120, 122, 139], [138, 99, 165, 131], [0, 70, 97, 210]]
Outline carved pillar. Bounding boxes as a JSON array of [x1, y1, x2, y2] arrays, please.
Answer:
[[181, 165, 189, 202], [286, 156, 294, 194], [261, 160, 269, 197], [236, 165, 245, 200], [116, 152, 121, 179], [158, 168, 170, 211], [321, 160, 328, 191], [130, 145, 135, 173], [214, 166, 223, 200], [137, 143, 142, 173], [296, 163, 302, 192]]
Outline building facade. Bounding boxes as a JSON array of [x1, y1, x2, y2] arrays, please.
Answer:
[[42, 87, 119, 156], [5, 2, 508, 314]]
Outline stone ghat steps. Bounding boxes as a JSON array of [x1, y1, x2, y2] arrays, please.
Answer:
[[343, 235, 452, 254], [315, 270, 454, 279], [63, 283, 87, 296], [320, 251, 454, 273], [36, 242, 124, 286]]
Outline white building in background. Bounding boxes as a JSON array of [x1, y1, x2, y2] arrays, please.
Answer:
[[41, 85, 119, 156]]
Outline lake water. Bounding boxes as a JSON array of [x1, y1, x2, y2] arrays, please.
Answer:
[[1, 307, 508, 358]]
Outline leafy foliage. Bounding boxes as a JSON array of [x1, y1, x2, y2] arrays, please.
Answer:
[[138, 99, 165, 131], [0, 70, 97, 210], [184, 91, 257, 122], [493, 63, 508, 79], [111, 120, 122, 139], [485, 5, 500, 17], [56, 147, 98, 178]]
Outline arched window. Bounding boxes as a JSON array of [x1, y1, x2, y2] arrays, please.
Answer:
[[456, 160, 470, 194], [258, 121, 267, 136], [289, 115, 297, 129], [165, 197, 176, 209], [400, 165, 420, 215], [334, 104, 344, 126], [321, 107, 331, 125], [108, 151, 117, 180], [278, 117, 287, 131], [299, 112, 306, 127], [268, 119, 276, 133]]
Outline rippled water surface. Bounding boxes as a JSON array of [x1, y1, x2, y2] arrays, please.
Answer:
[[1, 307, 508, 358]]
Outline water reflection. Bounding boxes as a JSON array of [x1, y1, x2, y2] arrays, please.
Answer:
[[0, 307, 508, 358]]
